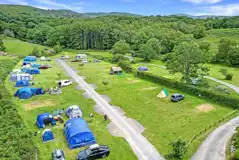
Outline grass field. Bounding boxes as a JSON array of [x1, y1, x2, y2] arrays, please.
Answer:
[[5, 58, 136, 160], [3, 37, 48, 56], [67, 56, 234, 159]]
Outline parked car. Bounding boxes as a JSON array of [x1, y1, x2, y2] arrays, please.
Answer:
[[171, 94, 184, 102], [61, 55, 69, 59], [58, 80, 72, 87], [82, 59, 88, 63], [52, 149, 65, 160], [77, 144, 110, 160]]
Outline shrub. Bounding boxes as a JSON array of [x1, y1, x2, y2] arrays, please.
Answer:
[[234, 149, 239, 160], [118, 60, 132, 73], [112, 54, 127, 63], [226, 73, 234, 80]]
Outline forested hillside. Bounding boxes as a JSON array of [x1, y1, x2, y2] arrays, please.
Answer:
[[1, 5, 239, 67]]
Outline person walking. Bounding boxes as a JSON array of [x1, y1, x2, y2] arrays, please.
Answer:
[[104, 114, 108, 122]]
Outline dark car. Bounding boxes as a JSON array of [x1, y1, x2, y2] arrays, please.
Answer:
[[77, 144, 110, 160], [171, 94, 184, 102], [52, 149, 65, 160]]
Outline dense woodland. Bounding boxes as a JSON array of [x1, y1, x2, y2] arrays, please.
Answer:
[[1, 5, 239, 67]]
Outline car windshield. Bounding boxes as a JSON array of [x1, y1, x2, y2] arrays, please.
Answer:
[[85, 148, 92, 155]]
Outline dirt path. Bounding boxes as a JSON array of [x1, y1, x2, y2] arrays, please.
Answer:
[[56, 59, 164, 160]]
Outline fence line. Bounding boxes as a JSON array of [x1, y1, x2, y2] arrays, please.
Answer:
[[187, 109, 239, 147]]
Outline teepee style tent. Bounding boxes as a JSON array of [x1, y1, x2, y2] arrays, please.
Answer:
[[157, 89, 169, 98]]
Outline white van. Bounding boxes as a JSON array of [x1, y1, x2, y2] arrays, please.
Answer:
[[58, 80, 72, 87]]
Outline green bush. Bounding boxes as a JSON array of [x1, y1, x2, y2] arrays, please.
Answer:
[[112, 54, 127, 63], [118, 60, 132, 73], [234, 149, 239, 160], [135, 71, 239, 108], [226, 73, 234, 80]]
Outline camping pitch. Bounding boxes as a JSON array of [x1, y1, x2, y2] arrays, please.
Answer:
[[64, 118, 96, 149]]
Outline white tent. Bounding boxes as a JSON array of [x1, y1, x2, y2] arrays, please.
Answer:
[[76, 54, 87, 59], [66, 105, 83, 119]]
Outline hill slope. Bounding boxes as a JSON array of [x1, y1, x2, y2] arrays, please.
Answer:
[[0, 4, 141, 18]]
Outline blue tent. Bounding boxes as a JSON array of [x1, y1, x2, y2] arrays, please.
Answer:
[[24, 56, 37, 62], [138, 66, 148, 71], [64, 118, 96, 149], [14, 87, 45, 99], [42, 129, 54, 143], [31, 64, 41, 69], [36, 113, 56, 128], [23, 68, 40, 74], [15, 80, 30, 87]]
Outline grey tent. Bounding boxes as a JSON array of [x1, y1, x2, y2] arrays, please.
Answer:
[[66, 105, 83, 119], [10, 73, 33, 82]]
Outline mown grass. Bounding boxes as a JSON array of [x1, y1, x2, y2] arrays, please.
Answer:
[[67, 56, 233, 159], [5, 57, 136, 160], [3, 37, 48, 56]]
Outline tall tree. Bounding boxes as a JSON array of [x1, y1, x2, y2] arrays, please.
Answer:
[[167, 42, 209, 83], [111, 40, 131, 55]]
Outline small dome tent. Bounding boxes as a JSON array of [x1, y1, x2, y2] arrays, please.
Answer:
[[36, 113, 56, 128], [15, 80, 30, 87], [138, 66, 148, 71], [42, 129, 54, 143], [24, 56, 37, 62], [64, 118, 96, 149]]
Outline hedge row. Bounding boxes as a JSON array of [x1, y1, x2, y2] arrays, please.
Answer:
[[0, 58, 37, 160], [135, 71, 239, 108]]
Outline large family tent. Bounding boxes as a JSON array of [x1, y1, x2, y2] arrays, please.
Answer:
[[138, 66, 149, 71], [64, 118, 96, 149], [42, 129, 54, 143], [22, 68, 40, 74], [36, 113, 56, 128], [31, 64, 41, 69], [14, 87, 45, 99], [10, 73, 32, 82], [24, 56, 37, 62], [15, 80, 30, 87]]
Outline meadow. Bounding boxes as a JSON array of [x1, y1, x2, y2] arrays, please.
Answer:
[[67, 56, 234, 158]]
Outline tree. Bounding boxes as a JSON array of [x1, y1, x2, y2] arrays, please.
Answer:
[[53, 42, 62, 54], [216, 38, 237, 64], [30, 47, 42, 57], [167, 138, 188, 160], [112, 54, 127, 63], [138, 38, 161, 61], [228, 46, 239, 67], [111, 40, 131, 55], [0, 39, 6, 51], [167, 42, 209, 83]]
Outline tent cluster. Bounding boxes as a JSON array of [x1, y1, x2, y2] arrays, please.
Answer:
[[10, 56, 47, 99]]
